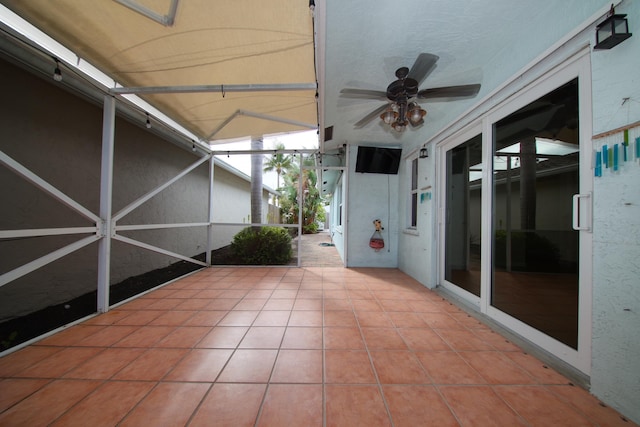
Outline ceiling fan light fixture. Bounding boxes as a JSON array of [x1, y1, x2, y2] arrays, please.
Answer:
[[391, 121, 407, 132], [407, 102, 427, 126], [380, 104, 398, 124]]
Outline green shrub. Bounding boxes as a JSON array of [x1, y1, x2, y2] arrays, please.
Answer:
[[231, 226, 292, 265]]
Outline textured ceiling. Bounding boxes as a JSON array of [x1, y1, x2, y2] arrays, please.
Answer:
[[321, 0, 610, 152]]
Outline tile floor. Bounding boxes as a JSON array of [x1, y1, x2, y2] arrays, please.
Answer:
[[0, 266, 636, 426]]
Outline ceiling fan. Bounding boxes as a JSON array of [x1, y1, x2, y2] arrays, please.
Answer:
[[340, 53, 481, 132]]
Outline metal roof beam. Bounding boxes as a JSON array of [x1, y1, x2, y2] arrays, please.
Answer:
[[110, 83, 317, 95]]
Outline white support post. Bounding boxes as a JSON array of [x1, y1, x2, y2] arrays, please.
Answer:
[[206, 154, 215, 266], [97, 95, 115, 313], [297, 153, 303, 267]]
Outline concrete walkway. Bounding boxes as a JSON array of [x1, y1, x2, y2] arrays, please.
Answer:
[[296, 231, 343, 267]]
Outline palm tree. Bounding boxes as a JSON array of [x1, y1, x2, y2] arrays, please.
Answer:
[[250, 137, 263, 229], [263, 142, 293, 192], [279, 154, 325, 233]]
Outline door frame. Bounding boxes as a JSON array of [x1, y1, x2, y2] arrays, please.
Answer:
[[438, 49, 593, 374]]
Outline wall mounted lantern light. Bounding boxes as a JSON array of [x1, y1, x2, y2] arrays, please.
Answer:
[[594, 5, 632, 50], [419, 147, 428, 159]]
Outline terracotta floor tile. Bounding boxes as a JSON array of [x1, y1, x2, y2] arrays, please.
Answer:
[[233, 298, 267, 310], [0, 378, 50, 412], [294, 298, 323, 310], [218, 289, 249, 299], [281, 326, 323, 349], [378, 299, 414, 312], [325, 350, 376, 384], [37, 325, 105, 346], [288, 310, 323, 326], [217, 310, 259, 326], [459, 351, 535, 384], [271, 349, 322, 383], [113, 309, 164, 325], [420, 312, 466, 329], [351, 299, 384, 312], [440, 385, 528, 426], [190, 383, 266, 427], [239, 326, 286, 349], [217, 349, 278, 383], [356, 311, 395, 327], [82, 310, 130, 325], [18, 347, 103, 378], [397, 328, 452, 351], [472, 328, 522, 351], [361, 328, 408, 350], [244, 289, 274, 299], [119, 382, 209, 427], [145, 298, 184, 310], [163, 349, 232, 382], [324, 310, 358, 327], [50, 381, 154, 427], [63, 348, 145, 379], [383, 385, 459, 427], [323, 298, 353, 311], [154, 326, 211, 348], [297, 289, 323, 299], [253, 310, 291, 326], [495, 385, 594, 426], [113, 348, 189, 380], [435, 329, 496, 351], [197, 326, 248, 348], [369, 351, 430, 384], [271, 289, 298, 299], [262, 298, 295, 310], [504, 351, 571, 384], [147, 310, 197, 326], [206, 298, 241, 310], [257, 384, 322, 427], [193, 289, 224, 298], [548, 384, 637, 426], [0, 346, 61, 377], [113, 325, 176, 348], [323, 327, 365, 349], [0, 379, 101, 426], [74, 325, 139, 347], [406, 299, 441, 312], [325, 385, 392, 427], [174, 298, 214, 310], [182, 310, 227, 326], [416, 351, 486, 385], [347, 289, 373, 299], [324, 290, 349, 299], [387, 312, 428, 328]]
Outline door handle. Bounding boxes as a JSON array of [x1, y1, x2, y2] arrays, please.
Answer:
[[572, 193, 592, 232]]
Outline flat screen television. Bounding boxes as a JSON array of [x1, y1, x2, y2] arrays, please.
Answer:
[[355, 146, 402, 174]]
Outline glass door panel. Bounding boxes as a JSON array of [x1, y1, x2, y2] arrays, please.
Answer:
[[491, 79, 580, 349], [445, 134, 482, 296]]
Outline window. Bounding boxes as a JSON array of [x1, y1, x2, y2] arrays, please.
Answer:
[[409, 157, 418, 228]]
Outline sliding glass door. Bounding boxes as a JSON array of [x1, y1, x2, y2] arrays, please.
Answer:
[[439, 53, 592, 372], [491, 79, 580, 349]]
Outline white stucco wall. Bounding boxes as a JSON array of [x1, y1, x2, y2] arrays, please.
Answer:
[[589, 0, 640, 420], [398, 146, 436, 287], [346, 144, 399, 268]]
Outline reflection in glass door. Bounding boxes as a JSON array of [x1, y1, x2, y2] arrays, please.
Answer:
[[445, 134, 482, 296], [492, 79, 580, 349]]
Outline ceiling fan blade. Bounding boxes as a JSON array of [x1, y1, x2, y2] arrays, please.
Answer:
[[340, 88, 388, 100], [354, 104, 389, 128], [407, 53, 439, 85], [417, 84, 481, 100]]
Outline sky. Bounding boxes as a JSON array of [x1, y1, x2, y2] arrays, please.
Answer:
[[210, 130, 319, 189]]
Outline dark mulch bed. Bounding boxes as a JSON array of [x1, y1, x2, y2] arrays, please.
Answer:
[[0, 245, 258, 352]]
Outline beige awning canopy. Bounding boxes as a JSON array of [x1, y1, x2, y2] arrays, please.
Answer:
[[2, 0, 318, 143]]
